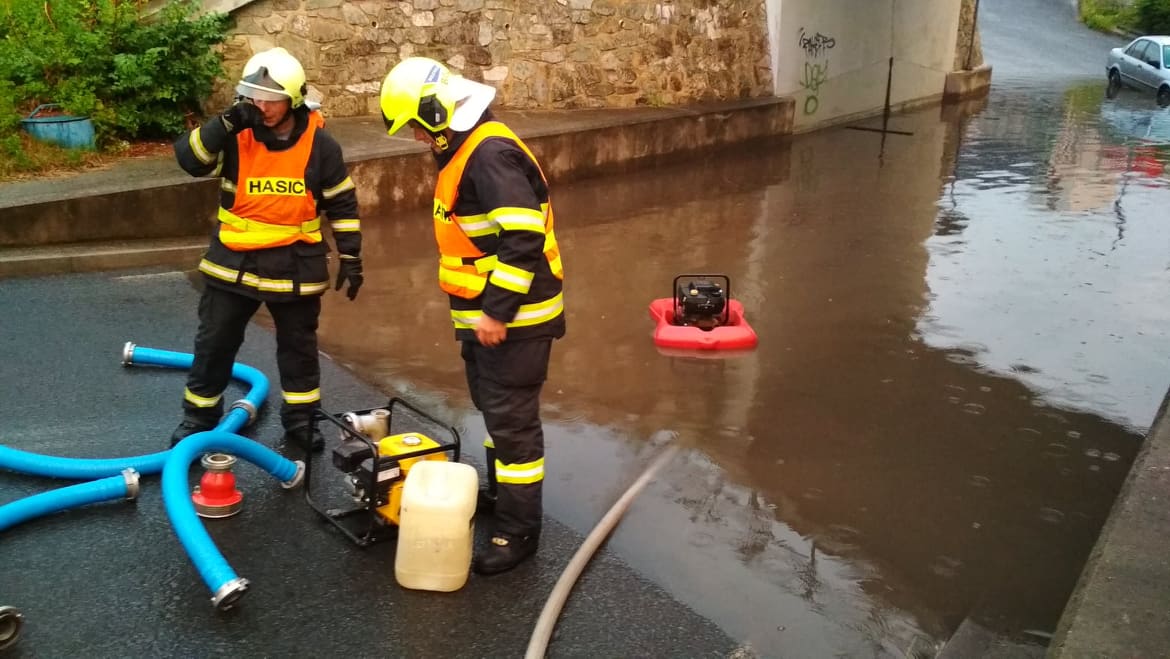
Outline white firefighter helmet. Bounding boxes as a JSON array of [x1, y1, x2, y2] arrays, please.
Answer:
[[235, 47, 307, 108]]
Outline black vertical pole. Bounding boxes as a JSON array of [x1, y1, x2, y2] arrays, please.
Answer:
[[883, 55, 894, 130], [880, 55, 894, 160]]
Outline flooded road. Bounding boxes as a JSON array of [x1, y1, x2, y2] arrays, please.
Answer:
[[303, 1, 1170, 655]]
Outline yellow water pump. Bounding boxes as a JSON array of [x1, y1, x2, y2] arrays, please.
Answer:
[[304, 398, 462, 547], [342, 432, 448, 526]]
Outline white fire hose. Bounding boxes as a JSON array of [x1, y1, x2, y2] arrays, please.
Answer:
[[525, 443, 681, 659]]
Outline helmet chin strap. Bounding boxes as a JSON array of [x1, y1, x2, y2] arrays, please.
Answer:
[[418, 124, 450, 151]]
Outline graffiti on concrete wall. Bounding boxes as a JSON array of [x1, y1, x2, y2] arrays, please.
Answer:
[[798, 27, 836, 116], [800, 61, 830, 116], [798, 28, 836, 58]]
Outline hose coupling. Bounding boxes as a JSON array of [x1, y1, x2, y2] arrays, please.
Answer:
[[342, 409, 390, 441], [122, 468, 141, 501], [121, 341, 137, 366], [193, 454, 244, 519], [211, 577, 250, 611], [0, 606, 23, 651], [229, 399, 258, 426], [281, 460, 306, 490]]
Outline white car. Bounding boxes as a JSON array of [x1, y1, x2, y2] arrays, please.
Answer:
[[1107, 35, 1170, 106]]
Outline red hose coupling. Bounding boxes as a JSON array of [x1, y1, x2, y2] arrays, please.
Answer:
[[192, 453, 244, 518]]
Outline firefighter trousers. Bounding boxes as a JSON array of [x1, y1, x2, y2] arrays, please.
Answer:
[[182, 285, 322, 432], [462, 337, 552, 537]]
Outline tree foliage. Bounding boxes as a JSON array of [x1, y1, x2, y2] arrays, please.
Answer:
[[1135, 0, 1170, 33]]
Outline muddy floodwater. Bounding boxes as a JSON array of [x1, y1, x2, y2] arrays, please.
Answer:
[[295, 7, 1170, 656]]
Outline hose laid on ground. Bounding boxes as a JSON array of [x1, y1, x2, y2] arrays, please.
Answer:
[[0, 343, 284, 615], [123, 343, 268, 436], [0, 446, 169, 482], [162, 429, 304, 611], [524, 443, 681, 659], [0, 343, 268, 480], [0, 469, 139, 533]]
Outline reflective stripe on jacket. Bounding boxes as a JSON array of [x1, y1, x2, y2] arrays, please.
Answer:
[[174, 106, 359, 303], [434, 121, 564, 301], [220, 112, 323, 251]]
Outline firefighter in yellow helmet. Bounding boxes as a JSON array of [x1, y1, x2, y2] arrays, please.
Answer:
[[171, 47, 364, 453], [379, 57, 565, 575]]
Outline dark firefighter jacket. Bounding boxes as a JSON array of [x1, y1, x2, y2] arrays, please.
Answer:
[[173, 106, 361, 302], [433, 112, 566, 343]]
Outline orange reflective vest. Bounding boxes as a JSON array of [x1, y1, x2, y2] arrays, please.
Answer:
[[433, 121, 563, 299], [219, 111, 324, 251]]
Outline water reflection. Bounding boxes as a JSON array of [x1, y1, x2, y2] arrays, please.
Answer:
[[922, 83, 1170, 432], [308, 79, 1163, 655]]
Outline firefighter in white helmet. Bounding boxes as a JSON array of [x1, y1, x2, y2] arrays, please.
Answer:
[[379, 57, 566, 575], [171, 47, 364, 453]]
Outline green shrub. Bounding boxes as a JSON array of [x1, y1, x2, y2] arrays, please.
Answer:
[[0, 79, 30, 170], [1135, 0, 1170, 33], [0, 0, 229, 166], [1080, 0, 1138, 32]]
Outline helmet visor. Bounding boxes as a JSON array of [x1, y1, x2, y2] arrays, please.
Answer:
[[383, 94, 445, 136], [415, 94, 447, 132], [236, 81, 289, 102]]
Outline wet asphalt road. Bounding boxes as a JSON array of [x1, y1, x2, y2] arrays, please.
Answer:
[[0, 271, 734, 658], [980, 0, 1125, 82], [5, 1, 1169, 657], [307, 1, 1166, 653]]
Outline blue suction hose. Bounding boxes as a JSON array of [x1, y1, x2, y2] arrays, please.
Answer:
[[122, 343, 269, 435], [0, 445, 168, 482], [162, 430, 303, 610], [0, 342, 268, 479], [134, 343, 304, 609], [126, 343, 303, 610], [0, 341, 294, 610], [0, 469, 140, 533]]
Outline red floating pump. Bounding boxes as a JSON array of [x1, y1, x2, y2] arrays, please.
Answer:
[[192, 453, 244, 519], [648, 274, 758, 351]]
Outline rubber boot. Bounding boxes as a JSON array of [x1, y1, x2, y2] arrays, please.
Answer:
[[280, 421, 324, 453], [472, 529, 540, 575], [170, 411, 219, 448], [477, 440, 498, 515]]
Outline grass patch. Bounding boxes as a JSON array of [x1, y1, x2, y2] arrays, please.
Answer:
[[0, 134, 101, 181], [0, 133, 172, 182], [1080, 0, 1139, 33]]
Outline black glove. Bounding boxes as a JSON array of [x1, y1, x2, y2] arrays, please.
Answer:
[[220, 102, 263, 135], [334, 255, 363, 300]]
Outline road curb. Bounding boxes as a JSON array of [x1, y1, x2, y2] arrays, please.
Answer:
[[0, 239, 205, 278]]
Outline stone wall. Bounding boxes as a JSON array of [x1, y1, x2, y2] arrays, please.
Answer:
[[216, 0, 774, 118]]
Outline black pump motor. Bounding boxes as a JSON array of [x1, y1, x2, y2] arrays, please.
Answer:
[[674, 274, 730, 330]]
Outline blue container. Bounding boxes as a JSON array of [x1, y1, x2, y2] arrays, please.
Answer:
[[19, 104, 96, 150]]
